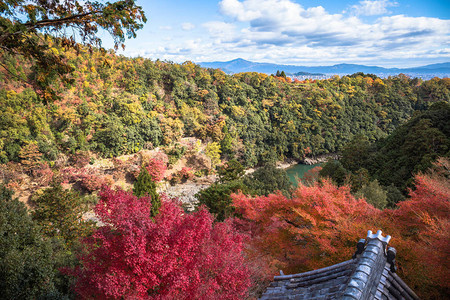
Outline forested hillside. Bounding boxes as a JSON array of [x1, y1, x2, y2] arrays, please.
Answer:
[[320, 102, 450, 208], [1, 40, 449, 168]]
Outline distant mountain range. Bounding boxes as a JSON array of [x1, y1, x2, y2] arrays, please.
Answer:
[[199, 58, 450, 77]]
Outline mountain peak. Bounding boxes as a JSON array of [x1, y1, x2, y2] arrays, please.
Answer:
[[230, 58, 249, 63]]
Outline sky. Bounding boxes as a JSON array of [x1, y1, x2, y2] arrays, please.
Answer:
[[104, 0, 450, 68]]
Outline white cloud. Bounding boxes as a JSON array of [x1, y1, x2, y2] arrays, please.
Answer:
[[219, 0, 260, 21], [211, 0, 450, 65], [203, 21, 236, 42], [220, 0, 304, 26], [181, 22, 195, 31], [218, 0, 368, 43], [348, 0, 398, 16], [159, 25, 172, 30]]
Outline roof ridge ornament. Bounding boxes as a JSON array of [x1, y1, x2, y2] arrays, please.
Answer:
[[366, 230, 391, 245], [387, 247, 397, 273]]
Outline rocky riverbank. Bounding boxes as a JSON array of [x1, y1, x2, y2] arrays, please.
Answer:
[[155, 156, 335, 210], [301, 153, 339, 165], [276, 159, 299, 169]]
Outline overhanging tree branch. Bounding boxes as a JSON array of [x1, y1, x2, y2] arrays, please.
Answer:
[[26, 11, 101, 29]]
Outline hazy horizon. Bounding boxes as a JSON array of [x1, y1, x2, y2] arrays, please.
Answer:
[[197, 57, 449, 68]]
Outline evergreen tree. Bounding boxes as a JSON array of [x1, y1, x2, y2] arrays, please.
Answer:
[[0, 185, 62, 299], [384, 184, 405, 208], [32, 181, 94, 248], [196, 180, 249, 222], [319, 160, 348, 186], [133, 166, 160, 217], [243, 163, 292, 197], [340, 134, 371, 172], [217, 159, 245, 183], [356, 179, 388, 209]]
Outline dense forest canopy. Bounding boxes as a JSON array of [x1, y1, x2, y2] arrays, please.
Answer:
[[1, 40, 449, 167], [320, 102, 450, 207]]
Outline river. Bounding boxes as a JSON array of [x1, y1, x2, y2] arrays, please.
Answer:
[[285, 163, 321, 187]]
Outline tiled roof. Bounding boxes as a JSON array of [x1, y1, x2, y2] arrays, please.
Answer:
[[260, 230, 420, 300]]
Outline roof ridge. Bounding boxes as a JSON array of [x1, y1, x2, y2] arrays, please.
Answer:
[[367, 229, 391, 245], [343, 230, 390, 299]]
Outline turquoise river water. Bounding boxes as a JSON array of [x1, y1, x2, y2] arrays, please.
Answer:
[[285, 163, 321, 187]]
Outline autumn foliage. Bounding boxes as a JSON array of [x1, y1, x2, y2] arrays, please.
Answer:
[[60, 167, 113, 192], [232, 180, 379, 274], [381, 158, 450, 298], [169, 167, 195, 184], [71, 187, 251, 299], [145, 158, 167, 182]]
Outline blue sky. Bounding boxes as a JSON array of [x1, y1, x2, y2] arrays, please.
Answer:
[[105, 0, 450, 67]]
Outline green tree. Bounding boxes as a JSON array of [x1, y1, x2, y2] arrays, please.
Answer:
[[243, 163, 292, 197], [196, 180, 249, 222], [319, 160, 348, 186], [350, 168, 370, 192], [220, 125, 234, 158], [32, 181, 94, 248], [133, 166, 160, 217], [340, 134, 371, 172], [355, 179, 388, 209], [384, 184, 405, 208], [217, 159, 245, 183], [0, 185, 62, 299], [205, 141, 221, 168], [92, 117, 127, 157]]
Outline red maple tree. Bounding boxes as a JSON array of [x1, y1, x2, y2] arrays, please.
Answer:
[[71, 186, 251, 299], [146, 158, 167, 182]]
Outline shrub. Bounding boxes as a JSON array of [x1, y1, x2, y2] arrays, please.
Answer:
[[145, 158, 167, 182]]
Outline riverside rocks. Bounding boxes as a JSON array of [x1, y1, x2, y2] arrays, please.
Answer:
[[301, 154, 339, 165], [156, 155, 338, 211]]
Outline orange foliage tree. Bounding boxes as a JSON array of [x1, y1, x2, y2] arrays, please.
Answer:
[[232, 180, 380, 275], [381, 158, 450, 298]]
